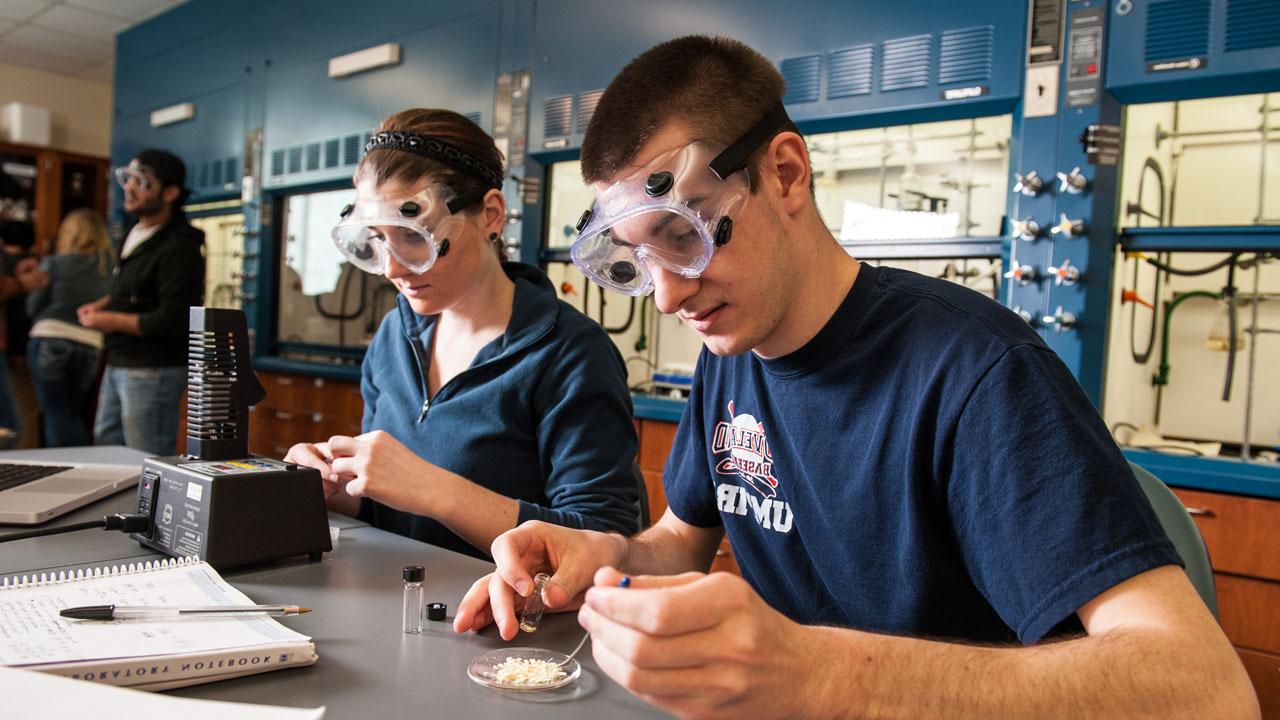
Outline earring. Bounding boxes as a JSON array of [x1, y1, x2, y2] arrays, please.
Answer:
[[489, 232, 499, 242]]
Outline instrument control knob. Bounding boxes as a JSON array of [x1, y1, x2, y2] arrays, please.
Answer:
[[1003, 263, 1038, 286], [1056, 166, 1089, 194], [1013, 170, 1045, 197], [1049, 259, 1081, 286], [1051, 213, 1086, 238], [1042, 305, 1078, 333], [1011, 217, 1042, 241]]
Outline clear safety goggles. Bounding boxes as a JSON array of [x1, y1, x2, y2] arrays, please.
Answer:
[[570, 103, 791, 296], [330, 184, 485, 275], [113, 163, 154, 192]]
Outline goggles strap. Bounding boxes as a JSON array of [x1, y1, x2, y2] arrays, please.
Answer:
[[444, 186, 490, 214], [364, 131, 504, 189], [707, 102, 792, 181]]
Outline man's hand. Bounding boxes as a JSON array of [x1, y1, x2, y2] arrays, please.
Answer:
[[14, 258, 46, 291], [577, 567, 818, 720], [453, 520, 628, 640]]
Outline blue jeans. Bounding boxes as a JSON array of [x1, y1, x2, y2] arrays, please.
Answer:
[[28, 338, 101, 447], [94, 365, 187, 455], [0, 357, 16, 433]]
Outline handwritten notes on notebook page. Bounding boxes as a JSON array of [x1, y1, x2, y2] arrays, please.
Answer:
[[0, 558, 309, 666]]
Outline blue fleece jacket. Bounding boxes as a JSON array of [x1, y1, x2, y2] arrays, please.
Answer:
[[357, 262, 640, 558]]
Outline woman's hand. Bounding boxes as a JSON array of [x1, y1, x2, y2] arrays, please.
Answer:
[[326, 430, 437, 512]]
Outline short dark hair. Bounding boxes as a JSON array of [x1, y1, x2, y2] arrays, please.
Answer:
[[134, 148, 190, 212], [580, 35, 799, 191], [357, 109, 504, 208]]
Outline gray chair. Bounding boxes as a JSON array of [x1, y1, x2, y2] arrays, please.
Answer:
[[1129, 462, 1219, 618]]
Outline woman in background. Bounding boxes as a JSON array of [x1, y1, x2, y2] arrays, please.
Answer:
[[25, 208, 115, 446]]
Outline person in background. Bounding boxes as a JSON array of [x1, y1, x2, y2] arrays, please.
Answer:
[[455, 36, 1259, 719], [0, 174, 40, 445], [80, 149, 204, 455], [24, 209, 115, 446], [285, 108, 640, 559]]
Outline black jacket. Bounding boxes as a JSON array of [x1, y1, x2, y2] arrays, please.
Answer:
[[104, 218, 205, 367]]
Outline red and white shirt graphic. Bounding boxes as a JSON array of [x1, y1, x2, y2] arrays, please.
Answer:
[[710, 400, 779, 499]]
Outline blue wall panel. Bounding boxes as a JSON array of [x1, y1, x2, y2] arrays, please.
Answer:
[[261, 7, 502, 191], [1107, 0, 1280, 103], [527, 0, 1027, 153]]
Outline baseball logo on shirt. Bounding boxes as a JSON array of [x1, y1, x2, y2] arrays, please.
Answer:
[[711, 400, 779, 499]]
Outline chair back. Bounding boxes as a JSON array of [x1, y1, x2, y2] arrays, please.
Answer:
[[1129, 462, 1219, 618]]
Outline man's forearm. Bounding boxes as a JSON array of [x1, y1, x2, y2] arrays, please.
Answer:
[[802, 622, 1255, 719], [99, 311, 143, 336], [618, 511, 722, 577]]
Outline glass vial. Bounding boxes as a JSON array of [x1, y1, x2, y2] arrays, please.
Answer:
[[519, 572, 551, 633], [403, 565, 424, 634]]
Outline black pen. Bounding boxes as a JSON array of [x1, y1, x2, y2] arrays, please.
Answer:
[[60, 604, 311, 620]]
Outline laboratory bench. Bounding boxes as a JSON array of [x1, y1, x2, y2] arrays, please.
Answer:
[[0, 446, 668, 719], [235, 366, 1280, 714]]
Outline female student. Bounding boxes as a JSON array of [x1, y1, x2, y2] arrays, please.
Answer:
[[286, 109, 640, 558]]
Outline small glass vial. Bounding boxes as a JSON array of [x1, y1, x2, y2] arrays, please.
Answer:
[[518, 572, 551, 633], [403, 565, 425, 634]]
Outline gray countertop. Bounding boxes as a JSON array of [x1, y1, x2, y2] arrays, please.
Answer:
[[0, 447, 668, 719]]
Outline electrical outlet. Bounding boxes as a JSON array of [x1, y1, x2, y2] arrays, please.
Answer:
[[1024, 65, 1059, 118]]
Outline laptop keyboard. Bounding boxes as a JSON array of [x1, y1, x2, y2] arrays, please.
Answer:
[[0, 463, 73, 492]]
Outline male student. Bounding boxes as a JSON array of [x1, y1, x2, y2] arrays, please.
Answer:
[[455, 35, 1258, 719], [81, 149, 204, 455]]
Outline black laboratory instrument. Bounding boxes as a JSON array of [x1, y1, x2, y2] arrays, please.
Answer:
[[131, 307, 332, 569]]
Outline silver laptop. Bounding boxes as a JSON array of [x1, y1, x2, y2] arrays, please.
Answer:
[[0, 459, 139, 525]]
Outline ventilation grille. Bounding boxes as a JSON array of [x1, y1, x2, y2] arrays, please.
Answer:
[[939, 26, 993, 84], [187, 329, 243, 441], [343, 133, 362, 165], [464, 111, 482, 127], [881, 34, 932, 91], [305, 142, 321, 171], [544, 95, 573, 139], [267, 132, 371, 179], [577, 90, 603, 134], [191, 156, 238, 190], [1144, 0, 1212, 62], [1226, 0, 1280, 52], [781, 55, 822, 104], [828, 44, 874, 98]]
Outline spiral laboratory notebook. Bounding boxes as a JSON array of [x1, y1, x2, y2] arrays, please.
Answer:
[[0, 557, 317, 691]]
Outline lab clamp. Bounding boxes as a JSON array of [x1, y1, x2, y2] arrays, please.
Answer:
[[132, 308, 332, 569]]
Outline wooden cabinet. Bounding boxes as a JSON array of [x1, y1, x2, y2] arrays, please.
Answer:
[[1172, 487, 1280, 716], [0, 141, 109, 254], [636, 419, 738, 576], [246, 371, 362, 458]]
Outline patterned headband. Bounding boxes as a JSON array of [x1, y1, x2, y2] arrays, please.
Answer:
[[364, 130, 503, 189]]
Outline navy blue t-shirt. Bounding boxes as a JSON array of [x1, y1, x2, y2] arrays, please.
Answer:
[[665, 263, 1181, 644]]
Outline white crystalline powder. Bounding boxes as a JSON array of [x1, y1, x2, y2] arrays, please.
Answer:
[[492, 657, 567, 686]]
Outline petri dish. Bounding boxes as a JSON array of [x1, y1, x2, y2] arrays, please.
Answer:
[[467, 647, 582, 692]]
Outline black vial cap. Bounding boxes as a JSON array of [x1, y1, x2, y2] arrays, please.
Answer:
[[403, 565, 424, 583], [427, 602, 447, 621]]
